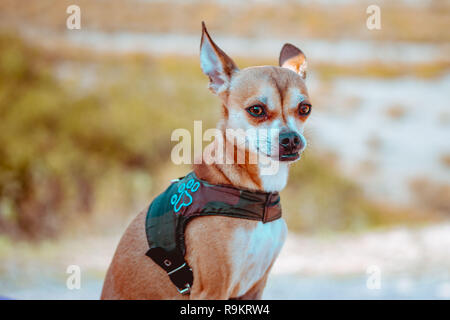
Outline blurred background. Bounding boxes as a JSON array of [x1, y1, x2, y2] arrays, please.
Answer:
[[0, 0, 449, 299]]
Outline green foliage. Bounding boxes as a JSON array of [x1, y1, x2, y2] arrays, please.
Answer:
[[0, 33, 97, 237], [282, 153, 426, 233], [0, 33, 220, 238]]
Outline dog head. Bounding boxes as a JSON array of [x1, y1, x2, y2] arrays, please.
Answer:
[[200, 22, 311, 164]]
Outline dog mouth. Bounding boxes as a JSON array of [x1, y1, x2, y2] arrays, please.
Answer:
[[279, 152, 300, 162], [256, 148, 301, 162]]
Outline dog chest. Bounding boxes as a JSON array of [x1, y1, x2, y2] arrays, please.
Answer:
[[230, 218, 287, 297]]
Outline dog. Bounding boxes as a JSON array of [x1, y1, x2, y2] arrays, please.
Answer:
[[101, 22, 311, 300]]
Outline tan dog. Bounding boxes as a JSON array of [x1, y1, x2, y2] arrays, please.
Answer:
[[101, 23, 312, 300]]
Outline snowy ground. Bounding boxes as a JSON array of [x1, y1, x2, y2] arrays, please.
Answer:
[[265, 223, 450, 299], [1, 222, 449, 300]]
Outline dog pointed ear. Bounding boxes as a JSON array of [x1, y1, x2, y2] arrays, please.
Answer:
[[279, 43, 307, 79], [200, 22, 238, 95]]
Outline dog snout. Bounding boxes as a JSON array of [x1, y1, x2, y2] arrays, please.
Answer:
[[279, 131, 305, 154]]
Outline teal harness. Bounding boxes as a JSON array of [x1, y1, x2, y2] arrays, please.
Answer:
[[145, 172, 282, 295]]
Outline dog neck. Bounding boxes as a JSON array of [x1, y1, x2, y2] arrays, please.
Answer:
[[193, 130, 289, 193]]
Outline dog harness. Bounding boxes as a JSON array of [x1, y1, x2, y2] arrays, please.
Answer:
[[144, 172, 282, 295]]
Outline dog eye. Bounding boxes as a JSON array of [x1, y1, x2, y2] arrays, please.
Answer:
[[298, 103, 311, 116], [246, 105, 266, 117]]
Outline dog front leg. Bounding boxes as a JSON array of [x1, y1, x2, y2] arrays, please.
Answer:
[[230, 272, 269, 300], [184, 217, 237, 300], [183, 251, 235, 300], [188, 271, 232, 300], [189, 289, 229, 300]]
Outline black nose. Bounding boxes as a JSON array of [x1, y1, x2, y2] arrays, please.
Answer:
[[279, 131, 304, 153]]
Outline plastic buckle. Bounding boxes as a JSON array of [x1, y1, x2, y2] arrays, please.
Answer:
[[177, 283, 191, 295], [167, 262, 192, 295]]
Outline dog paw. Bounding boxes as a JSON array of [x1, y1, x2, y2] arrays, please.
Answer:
[[170, 178, 200, 213]]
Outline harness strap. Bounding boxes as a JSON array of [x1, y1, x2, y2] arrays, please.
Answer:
[[144, 172, 282, 295], [145, 247, 193, 295]]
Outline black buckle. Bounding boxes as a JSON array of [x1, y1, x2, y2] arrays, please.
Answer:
[[146, 248, 193, 295], [167, 262, 193, 295]]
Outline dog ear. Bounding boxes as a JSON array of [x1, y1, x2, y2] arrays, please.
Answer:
[[279, 43, 307, 79], [200, 22, 238, 95]]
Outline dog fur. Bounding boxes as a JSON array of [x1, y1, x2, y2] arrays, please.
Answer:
[[101, 23, 311, 300]]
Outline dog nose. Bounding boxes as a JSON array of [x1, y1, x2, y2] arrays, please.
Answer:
[[279, 131, 304, 153]]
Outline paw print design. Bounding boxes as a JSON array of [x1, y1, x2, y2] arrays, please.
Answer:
[[170, 178, 201, 213]]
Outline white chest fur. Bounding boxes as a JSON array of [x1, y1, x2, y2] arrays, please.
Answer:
[[260, 163, 289, 192], [230, 218, 287, 297]]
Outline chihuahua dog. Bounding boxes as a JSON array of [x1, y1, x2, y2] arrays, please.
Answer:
[[101, 23, 311, 300]]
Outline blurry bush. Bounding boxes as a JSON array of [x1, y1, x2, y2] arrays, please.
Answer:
[[283, 154, 430, 232], [409, 178, 450, 214], [0, 33, 108, 238], [0, 32, 221, 239], [0, 33, 434, 240]]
